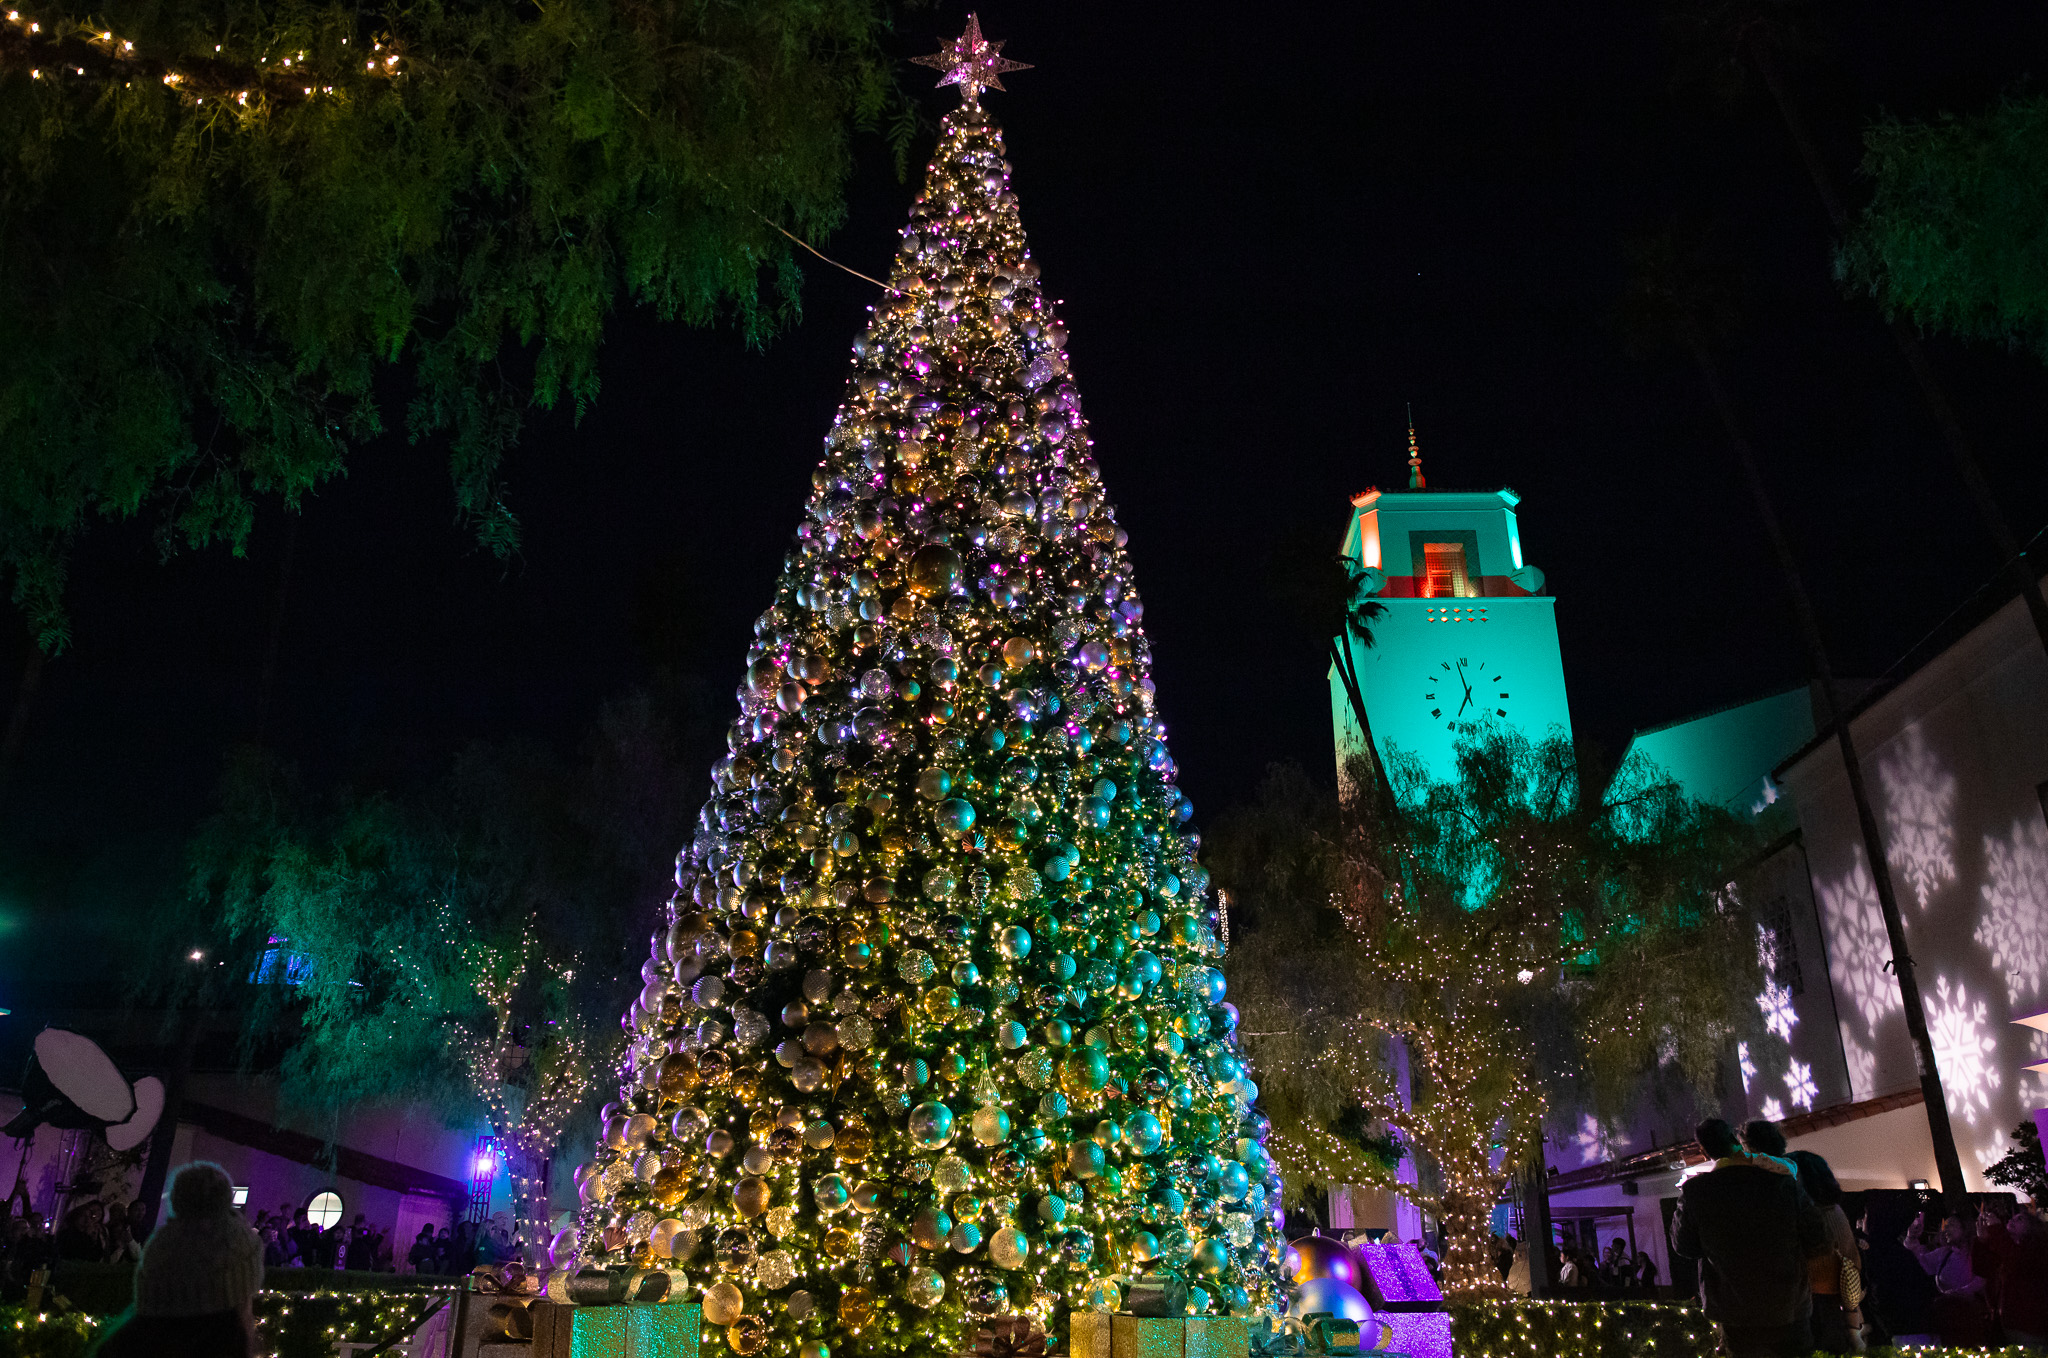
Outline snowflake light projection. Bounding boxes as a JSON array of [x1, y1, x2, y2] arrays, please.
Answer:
[[1840, 1032, 1877, 1102], [1573, 1114, 1615, 1166], [1738, 1041, 1757, 1093], [1760, 1096, 1786, 1122], [1880, 726, 1957, 910], [1757, 921, 1779, 974], [1927, 975, 2000, 1125], [1975, 816, 2048, 1006], [1785, 1059, 1817, 1110], [1821, 862, 1902, 1031], [1758, 979, 1799, 1042], [1977, 1125, 2011, 1173]]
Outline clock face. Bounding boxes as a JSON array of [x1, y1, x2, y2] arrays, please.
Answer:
[[1423, 656, 1510, 733]]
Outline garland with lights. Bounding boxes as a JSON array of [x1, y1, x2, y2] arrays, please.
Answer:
[[1450, 1301, 2048, 1358], [1449, 1300, 1717, 1358], [570, 19, 1288, 1358], [1, 1289, 452, 1358], [15, 1296, 2045, 1358]]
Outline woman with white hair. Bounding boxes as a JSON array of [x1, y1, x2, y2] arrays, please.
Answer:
[[89, 1162, 263, 1358]]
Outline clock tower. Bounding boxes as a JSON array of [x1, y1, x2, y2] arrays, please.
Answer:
[[1329, 430, 1572, 785]]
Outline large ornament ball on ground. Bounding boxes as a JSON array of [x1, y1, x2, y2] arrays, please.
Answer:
[[1286, 1234, 1360, 1287], [1286, 1276, 1373, 1323]]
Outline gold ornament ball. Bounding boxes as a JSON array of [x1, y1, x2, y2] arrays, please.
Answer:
[[989, 1225, 1030, 1270], [734, 1176, 771, 1218], [649, 1219, 684, 1257], [727, 1316, 768, 1355], [909, 544, 963, 597], [839, 1286, 876, 1330], [908, 1265, 947, 1308], [704, 1282, 745, 1326]]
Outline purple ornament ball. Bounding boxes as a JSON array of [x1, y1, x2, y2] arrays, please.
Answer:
[[1286, 1276, 1374, 1323], [1286, 1233, 1360, 1287]]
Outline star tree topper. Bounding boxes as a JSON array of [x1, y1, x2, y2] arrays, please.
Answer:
[[912, 14, 1031, 104]]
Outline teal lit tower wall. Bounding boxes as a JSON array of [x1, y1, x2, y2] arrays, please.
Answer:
[[1623, 685, 1817, 816], [1329, 487, 1572, 785]]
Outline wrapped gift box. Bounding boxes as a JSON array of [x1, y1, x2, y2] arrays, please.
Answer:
[[1183, 1316, 1253, 1358], [1073, 1311, 1113, 1358], [1069, 1313, 1254, 1358], [1113, 1315, 1187, 1358], [529, 1300, 701, 1358]]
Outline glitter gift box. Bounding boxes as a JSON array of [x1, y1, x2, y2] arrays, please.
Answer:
[[1113, 1315, 1185, 1358], [1068, 1314, 1254, 1358], [1182, 1315, 1253, 1358], [529, 1300, 701, 1358], [1071, 1312, 1113, 1358]]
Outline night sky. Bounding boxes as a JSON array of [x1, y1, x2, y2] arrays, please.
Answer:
[[6, 0, 2048, 995]]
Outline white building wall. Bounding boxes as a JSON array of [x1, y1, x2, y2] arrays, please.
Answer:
[[1779, 593, 2048, 1188]]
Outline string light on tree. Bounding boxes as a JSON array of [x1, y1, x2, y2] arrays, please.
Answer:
[[570, 19, 1286, 1358], [1216, 736, 1761, 1302], [0, 6, 399, 107]]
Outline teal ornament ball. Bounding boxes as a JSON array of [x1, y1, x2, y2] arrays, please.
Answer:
[[1067, 1140, 1106, 1180], [1218, 1162, 1250, 1201], [909, 1101, 956, 1148], [936, 798, 977, 834], [813, 1174, 850, 1212]]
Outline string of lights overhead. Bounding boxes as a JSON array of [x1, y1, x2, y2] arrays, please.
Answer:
[[0, 6, 403, 106]]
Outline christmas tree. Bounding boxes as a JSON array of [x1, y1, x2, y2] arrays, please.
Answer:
[[571, 20, 1286, 1356]]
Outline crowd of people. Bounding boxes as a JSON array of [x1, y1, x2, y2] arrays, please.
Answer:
[[1492, 1231, 1661, 1294], [1674, 1116, 2048, 1355], [0, 1190, 522, 1301]]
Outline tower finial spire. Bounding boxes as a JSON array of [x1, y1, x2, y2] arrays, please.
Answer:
[[1406, 403, 1426, 490]]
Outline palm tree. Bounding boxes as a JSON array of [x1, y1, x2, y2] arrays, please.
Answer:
[[1276, 543, 1396, 813], [1619, 220, 1970, 1204]]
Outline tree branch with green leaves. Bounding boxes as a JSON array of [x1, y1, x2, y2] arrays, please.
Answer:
[[0, 0, 917, 651]]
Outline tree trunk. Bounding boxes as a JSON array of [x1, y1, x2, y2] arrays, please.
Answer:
[[135, 1014, 202, 1234], [1520, 1148, 1553, 1299], [1436, 1171, 1509, 1301], [1691, 345, 1970, 1206], [1751, 47, 2048, 668], [1330, 638, 1399, 815], [503, 1132, 553, 1263]]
